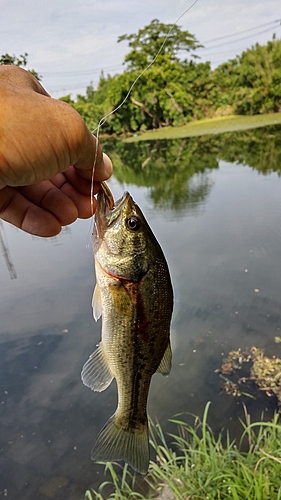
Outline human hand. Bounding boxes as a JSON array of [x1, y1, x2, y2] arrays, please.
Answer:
[[0, 65, 112, 237]]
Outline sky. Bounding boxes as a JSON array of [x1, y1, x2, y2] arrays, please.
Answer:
[[1, 0, 280, 98]]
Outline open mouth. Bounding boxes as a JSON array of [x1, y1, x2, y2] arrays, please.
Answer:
[[96, 190, 131, 230], [105, 191, 131, 226], [100, 182, 115, 210]]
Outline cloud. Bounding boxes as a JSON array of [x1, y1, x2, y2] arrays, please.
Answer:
[[1, 0, 280, 95]]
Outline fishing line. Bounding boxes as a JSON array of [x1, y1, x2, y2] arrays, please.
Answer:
[[89, 0, 198, 215]]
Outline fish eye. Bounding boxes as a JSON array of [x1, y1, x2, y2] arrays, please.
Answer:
[[126, 216, 141, 232]]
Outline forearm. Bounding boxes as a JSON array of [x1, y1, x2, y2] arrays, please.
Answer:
[[0, 65, 112, 236], [0, 66, 106, 187]]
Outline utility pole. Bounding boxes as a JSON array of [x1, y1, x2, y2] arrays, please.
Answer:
[[0, 221, 17, 279]]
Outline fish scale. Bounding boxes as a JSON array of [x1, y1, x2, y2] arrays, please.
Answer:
[[81, 189, 173, 474]]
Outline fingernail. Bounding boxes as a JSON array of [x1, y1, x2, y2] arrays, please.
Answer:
[[103, 153, 113, 177]]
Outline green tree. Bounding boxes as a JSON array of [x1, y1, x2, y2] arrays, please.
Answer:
[[64, 22, 281, 135], [0, 52, 41, 80], [65, 73, 123, 132], [212, 38, 281, 115], [63, 20, 205, 134], [0, 52, 28, 66], [118, 18, 202, 70]]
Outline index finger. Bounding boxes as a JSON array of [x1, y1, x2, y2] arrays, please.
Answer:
[[72, 130, 113, 182]]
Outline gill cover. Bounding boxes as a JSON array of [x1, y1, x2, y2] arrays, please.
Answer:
[[93, 191, 152, 282]]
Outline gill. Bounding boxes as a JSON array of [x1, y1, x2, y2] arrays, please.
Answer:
[[89, 0, 199, 213]]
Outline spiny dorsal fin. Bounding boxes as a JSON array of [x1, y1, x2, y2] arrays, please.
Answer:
[[156, 341, 172, 376], [92, 284, 102, 321], [81, 343, 113, 392], [91, 413, 149, 474]]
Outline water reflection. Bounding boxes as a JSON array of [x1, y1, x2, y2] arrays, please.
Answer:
[[104, 124, 281, 209], [1, 125, 281, 499], [104, 137, 219, 211]]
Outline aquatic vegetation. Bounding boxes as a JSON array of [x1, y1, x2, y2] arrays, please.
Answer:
[[218, 346, 281, 407], [125, 113, 281, 142], [84, 403, 281, 500]]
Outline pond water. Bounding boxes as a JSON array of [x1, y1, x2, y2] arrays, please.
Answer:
[[1, 126, 281, 499]]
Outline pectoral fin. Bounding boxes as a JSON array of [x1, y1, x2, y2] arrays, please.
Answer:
[[92, 284, 102, 321], [156, 341, 172, 376], [81, 343, 113, 392]]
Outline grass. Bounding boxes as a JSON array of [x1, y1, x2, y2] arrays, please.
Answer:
[[84, 403, 281, 500], [124, 113, 281, 142]]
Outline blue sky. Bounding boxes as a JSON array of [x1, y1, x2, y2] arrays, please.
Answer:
[[1, 0, 280, 97]]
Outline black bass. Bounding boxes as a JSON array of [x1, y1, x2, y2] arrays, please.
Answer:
[[81, 189, 173, 474]]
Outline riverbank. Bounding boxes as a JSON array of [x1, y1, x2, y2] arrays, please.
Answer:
[[124, 113, 281, 142], [85, 403, 281, 500]]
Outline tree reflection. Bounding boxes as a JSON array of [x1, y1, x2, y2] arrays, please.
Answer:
[[101, 125, 281, 211], [218, 126, 281, 175], [102, 137, 219, 211]]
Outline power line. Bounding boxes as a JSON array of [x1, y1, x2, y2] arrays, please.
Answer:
[[42, 64, 123, 77], [41, 20, 281, 78], [199, 25, 281, 52], [49, 82, 95, 93], [44, 18, 281, 93], [201, 19, 280, 44]]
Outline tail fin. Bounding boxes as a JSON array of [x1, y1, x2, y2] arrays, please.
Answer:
[[91, 414, 149, 475]]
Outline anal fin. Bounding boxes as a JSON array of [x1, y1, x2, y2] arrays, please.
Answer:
[[156, 341, 172, 376]]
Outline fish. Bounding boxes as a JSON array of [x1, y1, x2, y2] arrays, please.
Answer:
[[81, 188, 173, 474]]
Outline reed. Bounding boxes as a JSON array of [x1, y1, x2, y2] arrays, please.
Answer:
[[85, 402, 281, 500]]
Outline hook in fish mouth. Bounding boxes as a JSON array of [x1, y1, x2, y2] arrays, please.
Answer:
[[96, 187, 132, 232], [100, 182, 115, 210], [100, 182, 131, 214]]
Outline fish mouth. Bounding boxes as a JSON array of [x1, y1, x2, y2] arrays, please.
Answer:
[[99, 190, 130, 217], [95, 190, 131, 234], [100, 182, 115, 210], [109, 191, 131, 220]]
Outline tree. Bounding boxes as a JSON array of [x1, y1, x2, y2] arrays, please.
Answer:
[[212, 38, 281, 115], [118, 18, 202, 70], [63, 20, 206, 133], [0, 52, 41, 80], [64, 21, 281, 135], [94, 21, 204, 132]]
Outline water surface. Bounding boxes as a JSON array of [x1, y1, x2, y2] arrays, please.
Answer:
[[1, 126, 281, 499]]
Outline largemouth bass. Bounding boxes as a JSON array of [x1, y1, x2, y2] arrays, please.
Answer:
[[81, 189, 173, 474]]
